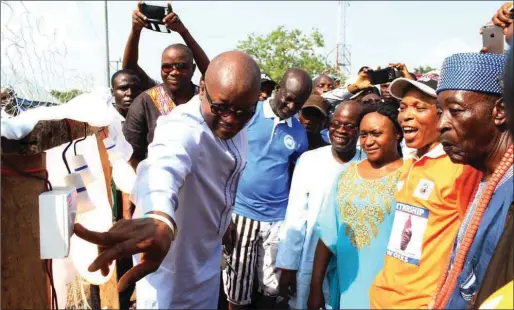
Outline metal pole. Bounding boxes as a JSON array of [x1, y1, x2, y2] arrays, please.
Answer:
[[104, 0, 111, 87]]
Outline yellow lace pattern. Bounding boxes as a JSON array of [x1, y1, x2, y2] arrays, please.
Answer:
[[337, 163, 400, 250]]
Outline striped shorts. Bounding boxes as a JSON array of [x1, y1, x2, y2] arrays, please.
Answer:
[[222, 214, 283, 306]]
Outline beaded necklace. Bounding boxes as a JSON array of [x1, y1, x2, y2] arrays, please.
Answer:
[[432, 144, 514, 309]]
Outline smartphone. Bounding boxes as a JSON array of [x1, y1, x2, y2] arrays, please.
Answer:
[[482, 24, 505, 54], [141, 3, 171, 32], [369, 68, 400, 85]]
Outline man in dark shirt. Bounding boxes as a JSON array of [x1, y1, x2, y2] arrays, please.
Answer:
[[122, 3, 208, 179]]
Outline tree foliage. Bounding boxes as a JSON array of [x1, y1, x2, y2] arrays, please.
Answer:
[[414, 65, 436, 75], [237, 26, 337, 82], [50, 89, 82, 103]]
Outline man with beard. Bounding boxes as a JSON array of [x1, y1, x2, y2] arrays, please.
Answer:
[[431, 52, 513, 309], [276, 100, 365, 309], [74, 51, 261, 309], [223, 69, 311, 310]]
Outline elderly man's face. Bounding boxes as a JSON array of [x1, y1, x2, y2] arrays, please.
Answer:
[[437, 90, 504, 165]]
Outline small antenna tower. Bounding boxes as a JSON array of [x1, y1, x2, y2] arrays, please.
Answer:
[[336, 1, 351, 77]]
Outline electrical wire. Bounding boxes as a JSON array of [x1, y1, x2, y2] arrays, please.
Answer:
[[44, 259, 58, 309], [73, 123, 88, 156], [62, 119, 73, 174], [1, 158, 52, 191]]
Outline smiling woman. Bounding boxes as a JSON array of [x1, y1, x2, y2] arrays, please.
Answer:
[[309, 103, 403, 309]]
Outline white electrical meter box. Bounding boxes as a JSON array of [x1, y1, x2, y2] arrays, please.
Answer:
[[39, 187, 78, 259]]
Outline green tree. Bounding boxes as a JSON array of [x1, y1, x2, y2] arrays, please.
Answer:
[[50, 89, 83, 103], [237, 26, 335, 82], [414, 65, 436, 75]]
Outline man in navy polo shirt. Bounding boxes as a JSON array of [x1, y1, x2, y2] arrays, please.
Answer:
[[223, 68, 312, 309]]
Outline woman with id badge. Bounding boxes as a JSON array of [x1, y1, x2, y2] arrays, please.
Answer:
[[369, 73, 481, 309]]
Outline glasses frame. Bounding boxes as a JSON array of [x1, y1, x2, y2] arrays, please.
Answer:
[[204, 84, 257, 118]]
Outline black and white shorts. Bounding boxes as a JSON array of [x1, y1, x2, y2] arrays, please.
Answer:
[[222, 214, 283, 306]]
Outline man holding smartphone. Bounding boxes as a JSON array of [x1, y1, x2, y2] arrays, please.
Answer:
[[123, 2, 210, 217]]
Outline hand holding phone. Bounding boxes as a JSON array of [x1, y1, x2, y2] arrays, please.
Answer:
[[369, 68, 401, 85], [482, 24, 505, 54], [140, 2, 172, 33]]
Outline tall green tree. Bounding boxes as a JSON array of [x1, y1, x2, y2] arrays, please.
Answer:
[[50, 89, 82, 103], [237, 26, 337, 82], [414, 65, 436, 75]]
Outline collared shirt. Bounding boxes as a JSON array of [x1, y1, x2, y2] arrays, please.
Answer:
[[123, 83, 199, 161], [234, 98, 308, 222], [370, 143, 482, 309], [131, 95, 247, 309], [276, 146, 365, 309]]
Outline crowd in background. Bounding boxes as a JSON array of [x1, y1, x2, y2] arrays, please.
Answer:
[[79, 1, 514, 309]]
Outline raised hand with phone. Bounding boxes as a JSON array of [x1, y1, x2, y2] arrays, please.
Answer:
[[480, 2, 513, 54], [123, 1, 210, 91]]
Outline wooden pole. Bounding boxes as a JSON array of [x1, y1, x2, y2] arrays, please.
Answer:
[[1, 153, 51, 309]]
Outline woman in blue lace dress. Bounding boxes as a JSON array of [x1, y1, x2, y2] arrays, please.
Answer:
[[308, 104, 405, 309]]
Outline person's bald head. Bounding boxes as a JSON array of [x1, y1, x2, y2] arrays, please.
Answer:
[[160, 44, 195, 92], [200, 50, 261, 139], [270, 68, 312, 119], [313, 74, 334, 95]]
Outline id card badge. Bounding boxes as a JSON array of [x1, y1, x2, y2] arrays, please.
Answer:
[[385, 202, 430, 265]]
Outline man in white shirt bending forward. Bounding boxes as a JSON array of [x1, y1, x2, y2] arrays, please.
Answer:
[[73, 50, 261, 309]]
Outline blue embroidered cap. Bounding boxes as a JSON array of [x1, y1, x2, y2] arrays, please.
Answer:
[[437, 52, 505, 95]]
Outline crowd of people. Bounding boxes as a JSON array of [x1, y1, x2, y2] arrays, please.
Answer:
[[73, 2, 514, 309]]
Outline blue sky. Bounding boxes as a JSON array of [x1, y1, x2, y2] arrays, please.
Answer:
[[0, 1, 506, 94]]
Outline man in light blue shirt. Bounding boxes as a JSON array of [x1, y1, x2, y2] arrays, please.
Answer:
[[223, 68, 312, 309]]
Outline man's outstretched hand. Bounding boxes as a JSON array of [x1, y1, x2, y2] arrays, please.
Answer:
[[74, 215, 173, 292]]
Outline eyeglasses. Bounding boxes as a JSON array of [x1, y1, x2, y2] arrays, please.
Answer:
[[161, 62, 191, 74], [329, 121, 358, 133], [205, 85, 257, 118]]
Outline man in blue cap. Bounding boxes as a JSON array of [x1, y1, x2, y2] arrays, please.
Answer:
[[432, 52, 513, 309]]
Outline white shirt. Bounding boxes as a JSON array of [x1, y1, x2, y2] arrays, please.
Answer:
[[131, 95, 248, 309], [276, 146, 365, 309]]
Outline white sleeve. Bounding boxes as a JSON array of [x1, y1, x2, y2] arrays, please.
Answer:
[[322, 87, 352, 106], [131, 115, 199, 221], [276, 153, 310, 270]]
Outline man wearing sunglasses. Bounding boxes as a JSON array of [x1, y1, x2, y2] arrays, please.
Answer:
[[74, 51, 261, 309], [223, 68, 312, 310], [123, 4, 209, 204]]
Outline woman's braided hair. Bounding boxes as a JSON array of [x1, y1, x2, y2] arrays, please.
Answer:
[[360, 102, 404, 157]]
